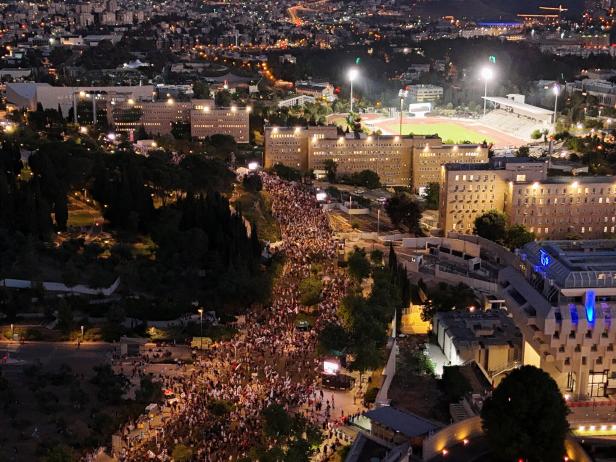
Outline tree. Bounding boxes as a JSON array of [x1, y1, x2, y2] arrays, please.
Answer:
[[347, 247, 371, 281], [385, 194, 422, 234], [504, 224, 535, 250], [481, 366, 569, 462], [323, 158, 337, 183], [473, 210, 507, 244], [530, 129, 542, 140], [423, 182, 439, 210], [441, 366, 472, 402], [516, 145, 530, 157], [271, 164, 301, 181], [349, 169, 380, 189], [215, 90, 233, 107], [369, 249, 383, 265], [45, 444, 76, 462], [54, 192, 68, 230], [193, 81, 211, 99], [298, 276, 322, 306], [396, 346, 434, 386]]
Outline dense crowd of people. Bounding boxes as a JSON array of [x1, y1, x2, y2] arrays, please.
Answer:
[[103, 174, 355, 461]]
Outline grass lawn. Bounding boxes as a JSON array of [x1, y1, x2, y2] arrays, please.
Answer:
[[67, 209, 101, 227], [379, 122, 490, 143]]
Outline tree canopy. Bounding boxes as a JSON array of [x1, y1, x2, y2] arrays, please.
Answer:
[[481, 366, 569, 462], [385, 193, 422, 234], [473, 210, 507, 244]]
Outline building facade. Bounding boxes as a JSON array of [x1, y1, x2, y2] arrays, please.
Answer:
[[439, 157, 616, 239], [500, 240, 616, 398], [434, 310, 523, 377], [264, 127, 488, 188], [407, 84, 444, 103], [111, 99, 250, 142]]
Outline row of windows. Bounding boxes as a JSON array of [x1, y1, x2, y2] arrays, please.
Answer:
[[453, 174, 498, 181], [517, 197, 615, 205], [519, 187, 616, 195]]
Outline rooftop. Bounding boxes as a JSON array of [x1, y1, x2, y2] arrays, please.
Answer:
[[363, 406, 443, 438], [521, 241, 616, 289], [482, 96, 554, 115], [435, 310, 522, 347]]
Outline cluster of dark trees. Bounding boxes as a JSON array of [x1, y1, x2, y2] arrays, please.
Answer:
[[319, 246, 410, 372], [385, 193, 423, 234], [473, 210, 535, 250], [145, 192, 267, 310], [0, 126, 272, 318], [0, 139, 67, 238]]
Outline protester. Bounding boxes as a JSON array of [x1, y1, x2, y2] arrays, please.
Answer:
[[105, 174, 351, 462]]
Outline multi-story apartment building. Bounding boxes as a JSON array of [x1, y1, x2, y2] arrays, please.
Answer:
[[407, 84, 444, 103], [500, 240, 616, 398], [264, 126, 338, 171], [440, 157, 616, 239], [440, 157, 548, 234], [413, 142, 488, 189], [309, 135, 415, 186], [264, 127, 488, 188], [190, 104, 251, 143], [111, 99, 250, 142]]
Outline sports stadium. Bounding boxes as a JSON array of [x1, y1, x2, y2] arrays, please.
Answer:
[[361, 94, 553, 149]]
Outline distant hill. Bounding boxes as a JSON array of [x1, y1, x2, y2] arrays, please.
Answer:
[[411, 0, 584, 21]]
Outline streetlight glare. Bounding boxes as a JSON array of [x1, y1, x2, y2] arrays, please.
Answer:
[[552, 85, 560, 96], [347, 67, 359, 82], [480, 67, 493, 80]]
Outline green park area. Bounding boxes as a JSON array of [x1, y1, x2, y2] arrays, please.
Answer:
[[379, 121, 491, 144]]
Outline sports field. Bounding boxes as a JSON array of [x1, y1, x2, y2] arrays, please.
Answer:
[[365, 116, 524, 148], [382, 121, 486, 143]]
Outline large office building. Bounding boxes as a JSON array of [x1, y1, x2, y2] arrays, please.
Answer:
[[264, 127, 489, 188], [5, 82, 155, 114], [439, 157, 616, 239], [500, 240, 616, 398], [111, 99, 250, 142]]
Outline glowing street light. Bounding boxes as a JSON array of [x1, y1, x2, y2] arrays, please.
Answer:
[[552, 83, 561, 125], [347, 67, 359, 114], [480, 66, 494, 117], [197, 308, 204, 350], [398, 89, 408, 136]]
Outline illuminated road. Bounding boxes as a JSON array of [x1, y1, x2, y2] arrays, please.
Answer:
[[288, 0, 330, 26]]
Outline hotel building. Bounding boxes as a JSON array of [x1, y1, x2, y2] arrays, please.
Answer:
[[500, 240, 616, 398], [440, 157, 616, 239], [264, 127, 488, 188]]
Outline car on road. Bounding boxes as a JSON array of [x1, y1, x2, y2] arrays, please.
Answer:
[[321, 372, 355, 390]]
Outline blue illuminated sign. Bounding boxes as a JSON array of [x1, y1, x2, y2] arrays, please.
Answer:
[[539, 249, 551, 268], [585, 291, 596, 324]]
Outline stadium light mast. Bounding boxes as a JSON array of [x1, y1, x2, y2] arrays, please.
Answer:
[[480, 67, 494, 117], [552, 83, 561, 125], [398, 89, 408, 136], [348, 67, 359, 113]]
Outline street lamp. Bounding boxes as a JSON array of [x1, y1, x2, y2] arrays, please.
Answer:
[[480, 66, 494, 117], [347, 67, 359, 114], [80, 325, 84, 343], [197, 308, 204, 351], [552, 84, 561, 125], [398, 89, 408, 136]]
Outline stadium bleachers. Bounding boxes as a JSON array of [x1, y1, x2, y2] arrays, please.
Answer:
[[480, 109, 546, 140]]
